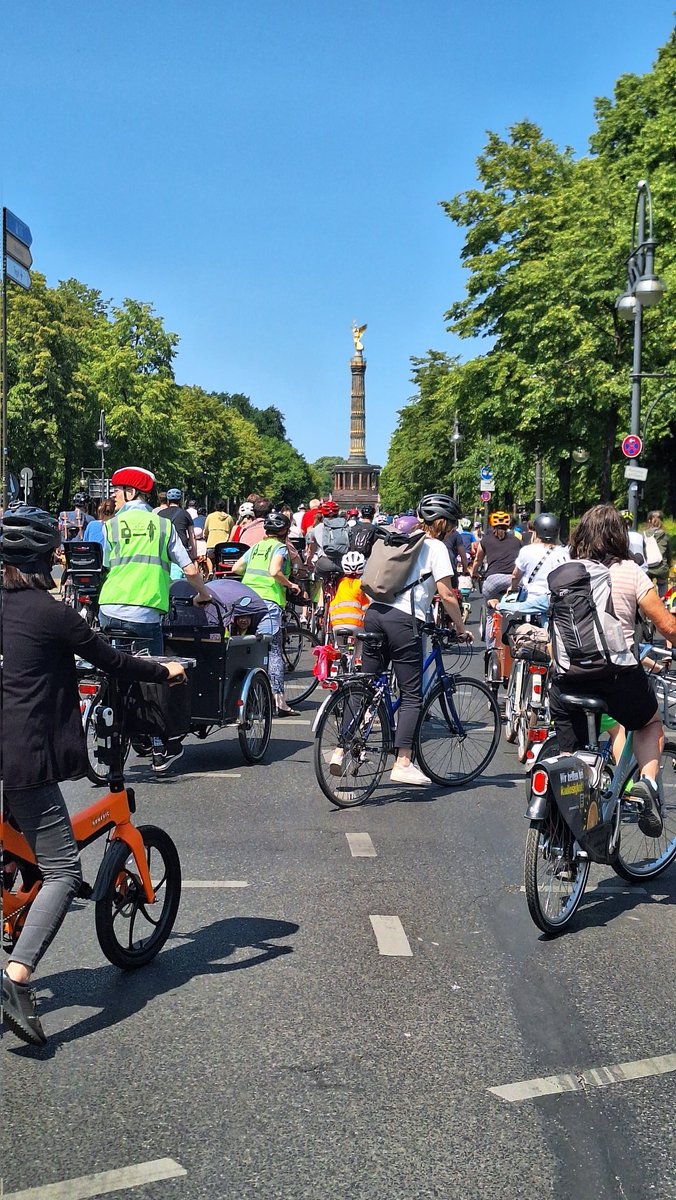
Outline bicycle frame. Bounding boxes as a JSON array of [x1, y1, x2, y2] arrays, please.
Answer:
[[348, 634, 469, 740]]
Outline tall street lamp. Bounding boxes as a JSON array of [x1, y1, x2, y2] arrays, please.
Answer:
[[615, 179, 666, 528], [451, 412, 461, 502], [94, 409, 110, 500]]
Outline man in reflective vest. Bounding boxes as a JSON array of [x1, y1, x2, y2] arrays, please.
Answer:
[[98, 466, 213, 770]]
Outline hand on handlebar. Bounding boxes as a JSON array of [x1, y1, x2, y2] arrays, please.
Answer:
[[164, 661, 187, 685]]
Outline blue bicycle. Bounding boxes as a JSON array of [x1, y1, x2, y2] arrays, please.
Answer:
[[313, 624, 500, 807]]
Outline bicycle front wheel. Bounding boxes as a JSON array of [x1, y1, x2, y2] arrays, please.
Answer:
[[95, 825, 181, 969], [416, 677, 500, 786], [314, 681, 390, 807], [611, 741, 676, 881], [282, 624, 319, 706]]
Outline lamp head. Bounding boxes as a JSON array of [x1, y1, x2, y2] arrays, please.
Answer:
[[615, 291, 637, 321], [634, 274, 666, 307]]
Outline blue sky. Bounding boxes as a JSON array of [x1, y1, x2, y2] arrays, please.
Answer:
[[2, 2, 673, 469]]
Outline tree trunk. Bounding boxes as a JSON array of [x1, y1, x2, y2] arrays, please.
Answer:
[[599, 405, 617, 502]]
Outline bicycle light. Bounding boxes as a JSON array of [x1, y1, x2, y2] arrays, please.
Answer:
[[531, 769, 549, 796]]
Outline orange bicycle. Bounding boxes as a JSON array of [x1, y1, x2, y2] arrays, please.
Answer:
[[2, 671, 183, 970]]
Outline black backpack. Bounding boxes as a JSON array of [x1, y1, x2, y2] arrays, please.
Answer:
[[548, 559, 636, 679], [350, 522, 377, 558]]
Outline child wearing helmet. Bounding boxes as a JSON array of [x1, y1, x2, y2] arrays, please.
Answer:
[[329, 551, 369, 633]]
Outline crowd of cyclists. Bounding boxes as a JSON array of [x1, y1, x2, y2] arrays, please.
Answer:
[[1, 464, 675, 1046]]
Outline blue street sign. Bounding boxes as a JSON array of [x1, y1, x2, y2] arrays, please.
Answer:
[[480, 465, 494, 481], [5, 255, 31, 290], [4, 208, 32, 248]]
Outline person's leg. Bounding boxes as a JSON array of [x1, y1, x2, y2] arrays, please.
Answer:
[[5, 784, 82, 981], [384, 610, 423, 767], [483, 575, 512, 650]]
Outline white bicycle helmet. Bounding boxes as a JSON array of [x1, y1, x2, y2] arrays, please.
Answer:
[[341, 550, 366, 576], [238, 501, 255, 519]]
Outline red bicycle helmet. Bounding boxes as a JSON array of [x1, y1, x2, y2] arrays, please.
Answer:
[[320, 500, 339, 517], [111, 466, 156, 493]]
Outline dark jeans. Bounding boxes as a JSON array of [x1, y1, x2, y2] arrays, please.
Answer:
[[5, 783, 82, 973], [362, 603, 422, 750], [98, 615, 164, 655]]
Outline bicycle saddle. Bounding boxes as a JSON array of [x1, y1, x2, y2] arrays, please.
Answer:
[[356, 632, 385, 648], [559, 693, 607, 714]]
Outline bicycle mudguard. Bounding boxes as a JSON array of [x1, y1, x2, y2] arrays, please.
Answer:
[[312, 690, 334, 734], [91, 842, 127, 902], [237, 667, 268, 723], [91, 824, 155, 904]]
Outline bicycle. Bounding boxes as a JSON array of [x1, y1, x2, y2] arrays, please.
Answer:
[[2, 671, 184, 970], [314, 624, 500, 807], [523, 661, 676, 935], [501, 613, 550, 762], [281, 597, 320, 706]]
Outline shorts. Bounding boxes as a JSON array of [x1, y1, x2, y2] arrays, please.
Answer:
[[549, 665, 658, 752]]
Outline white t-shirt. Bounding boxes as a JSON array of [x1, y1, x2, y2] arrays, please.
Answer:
[[391, 538, 455, 622], [516, 542, 569, 598]]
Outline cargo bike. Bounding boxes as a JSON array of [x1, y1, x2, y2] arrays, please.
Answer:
[[80, 583, 274, 784]]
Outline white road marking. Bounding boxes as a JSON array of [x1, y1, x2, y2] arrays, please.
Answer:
[[274, 719, 312, 725], [518, 884, 647, 895], [369, 915, 413, 957], [178, 772, 242, 780], [4, 1157, 186, 1200], [345, 832, 376, 857], [182, 880, 248, 888], [489, 1052, 676, 1103]]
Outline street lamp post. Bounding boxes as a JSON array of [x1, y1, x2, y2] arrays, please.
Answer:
[[94, 409, 110, 500], [451, 412, 461, 502], [615, 180, 666, 528]]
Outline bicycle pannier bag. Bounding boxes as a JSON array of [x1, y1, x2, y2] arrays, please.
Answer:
[[321, 517, 350, 558], [361, 528, 427, 604], [548, 559, 636, 679]]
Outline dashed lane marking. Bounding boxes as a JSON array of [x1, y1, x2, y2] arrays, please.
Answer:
[[369, 914, 413, 956], [4, 1156, 186, 1199], [346, 832, 377, 857], [518, 884, 647, 895], [177, 771, 241, 780], [489, 1052, 676, 1102], [182, 880, 249, 888]]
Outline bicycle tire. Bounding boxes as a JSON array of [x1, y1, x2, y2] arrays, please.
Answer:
[[504, 680, 518, 743], [416, 677, 500, 787], [283, 626, 320, 706], [238, 672, 273, 763], [95, 824, 181, 969], [516, 712, 531, 764], [524, 809, 590, 935], [84, 680, 131, 786], [314, 680, 390, 807], [611, 740, 676, 881], [282, 609, 302, 669]]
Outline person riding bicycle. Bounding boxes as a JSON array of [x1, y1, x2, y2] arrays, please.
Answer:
[[57, 491, 93, 543], [471, 511, 520, 652], [500, 512, 569, 617], [231, 510, 303, 716], [97, 466, 213, 771], [0, 504, 186, 1045], [329, 550, 369, 633], [619, 510, 648, 571], [307, 500, 350, 576], [332, 494, 472, 788], [548, 504, 676, 838], [348, 504, 378, 559]]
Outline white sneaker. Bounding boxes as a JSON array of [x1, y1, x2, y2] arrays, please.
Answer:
[[390, 762, 431, 787], [329, 748, 345, 776]]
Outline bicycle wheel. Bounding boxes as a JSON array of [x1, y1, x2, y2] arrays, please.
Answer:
[[611, 740, 676, 881], [524, 807, 590, 934], [95, 825, 181, 969], [416, 677, 500, 787], [83, 680, 131, 786], [504, 668, 519, 744], [238, 672, 273, 763], [516, 712, 531, 764], [314, 681, 390, 807], [283, 626, 319, 706], [282, 609, 302, 669]]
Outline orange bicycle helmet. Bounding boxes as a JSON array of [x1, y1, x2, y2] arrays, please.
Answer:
[[489, 511, 511, 528]]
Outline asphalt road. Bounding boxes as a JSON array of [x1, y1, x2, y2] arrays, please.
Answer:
[[2, 639, 675, 1200]]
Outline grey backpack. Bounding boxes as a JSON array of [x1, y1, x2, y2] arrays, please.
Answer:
[[322, 516, 350, 558], [361, 528, 428, 604]]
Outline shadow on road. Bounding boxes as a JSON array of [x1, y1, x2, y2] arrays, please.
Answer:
[[9, 916, 299, 1059]]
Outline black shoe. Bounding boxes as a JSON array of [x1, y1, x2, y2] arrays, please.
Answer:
[[1, 971, 47, 1046], [131, 740, 153, 758], [152, 744, 184, 774], [633, 777, 663, 838]]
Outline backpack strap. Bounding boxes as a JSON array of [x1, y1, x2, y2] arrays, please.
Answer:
[[525, 544, 556, 586]]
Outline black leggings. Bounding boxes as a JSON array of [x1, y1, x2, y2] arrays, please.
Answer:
[[361, 604, 422, 750], [5, 783, 82, 973]]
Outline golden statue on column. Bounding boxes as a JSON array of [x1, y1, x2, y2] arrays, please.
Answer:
[[352, 322, 367, 352]]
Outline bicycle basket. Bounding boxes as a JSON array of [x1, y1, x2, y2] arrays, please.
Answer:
[[124, 659, 194, 739]]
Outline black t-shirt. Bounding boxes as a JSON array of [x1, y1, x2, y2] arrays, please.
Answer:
[[442, 528, 465, 584], [480, 530, 520, 577], [349, 521, 378, 558], [157, 505, 194, 551]]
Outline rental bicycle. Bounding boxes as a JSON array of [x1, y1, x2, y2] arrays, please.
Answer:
[[313, 624, 500, 807], [524, 656, 676, 935], [3, 671, 185, 969]]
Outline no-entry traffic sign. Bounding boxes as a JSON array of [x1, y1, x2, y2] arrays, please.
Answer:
[[621, 434, 643, 459], [480, 490, 492, 502]]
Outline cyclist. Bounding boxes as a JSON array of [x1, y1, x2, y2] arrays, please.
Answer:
[[231, 510, 303, 716], [470, 511, 520, 652], [332, 494, 471, 787], [501, 512, 569, 617], [157, 488, 197, 560], [619, 510, 648, 569], [58, 492, 92, 542], [98, 466, 213, 771], [0, 505, 186, 1045], [306, 500, 350, 575], [349, 503, 378, 559], [549, 504, 676, 837]]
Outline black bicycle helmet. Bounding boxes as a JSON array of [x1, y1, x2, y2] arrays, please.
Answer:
[[417, 493, 461, 523], [533, 513, 559, 543], [360, 503, 375, 519], [264, 511, 291, 536], [0, 504, 62, 563], [72, 492, 88, 507]]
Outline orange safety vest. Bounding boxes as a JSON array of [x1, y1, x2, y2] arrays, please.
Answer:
[[329, 577, 369, 630]]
